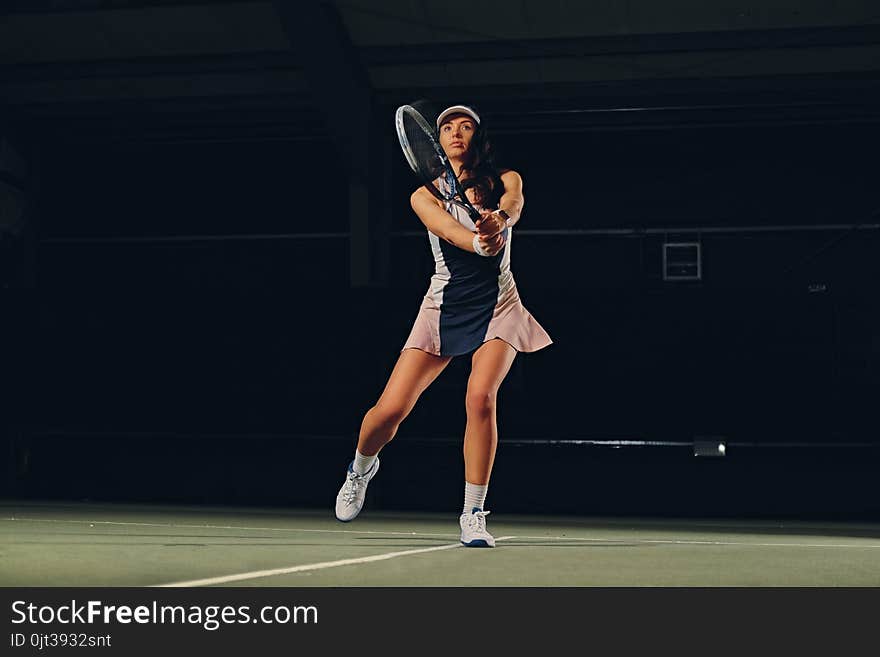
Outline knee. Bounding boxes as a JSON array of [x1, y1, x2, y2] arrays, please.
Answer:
[[465, 388, 496, 419], [370, 401, 408, 429]]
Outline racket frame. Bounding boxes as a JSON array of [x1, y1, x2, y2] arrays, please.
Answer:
[[395, 104, 483, 222]]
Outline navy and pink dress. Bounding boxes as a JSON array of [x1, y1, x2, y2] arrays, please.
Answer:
[[402, 181, 552, 357]]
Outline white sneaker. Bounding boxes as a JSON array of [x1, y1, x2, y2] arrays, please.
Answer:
[[335, 459, 380, 522], [459, 508, 495, 547]]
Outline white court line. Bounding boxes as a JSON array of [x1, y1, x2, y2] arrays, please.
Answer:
[[1, 517, 458, 539], [4, 517, 880, 549], [501, 534, 880, 549], [155, 537, 517, 588]]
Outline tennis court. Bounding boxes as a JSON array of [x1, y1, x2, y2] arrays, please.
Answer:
[[2, 501, 878, 587]]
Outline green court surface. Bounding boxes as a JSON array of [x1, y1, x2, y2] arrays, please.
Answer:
[[1, 501, 878, 587]]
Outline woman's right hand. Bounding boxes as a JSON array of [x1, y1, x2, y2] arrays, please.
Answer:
[[475, 210, 506, 238], [474, 228, 507, 256]]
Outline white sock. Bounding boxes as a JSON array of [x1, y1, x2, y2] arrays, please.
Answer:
[[352, 450, 377, 476], [463, 482, 488, 514]]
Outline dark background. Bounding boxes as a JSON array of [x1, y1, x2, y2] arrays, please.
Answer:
[[1, 1, 879, 518]]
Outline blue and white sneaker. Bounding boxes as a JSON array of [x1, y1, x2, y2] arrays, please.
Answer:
[[335, 459, 380, 522], [459, 508, 495, 547]]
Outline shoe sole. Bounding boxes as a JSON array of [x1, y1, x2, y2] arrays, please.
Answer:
[[461, 539, 495, 548]]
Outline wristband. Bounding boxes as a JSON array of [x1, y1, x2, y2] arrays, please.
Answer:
[[473, 233, 489, 257]]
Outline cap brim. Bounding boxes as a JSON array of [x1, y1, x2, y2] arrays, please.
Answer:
[[436, 105, 481, 128]]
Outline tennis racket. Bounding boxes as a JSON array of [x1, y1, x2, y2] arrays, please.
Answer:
[[394, 104, 482, 223]]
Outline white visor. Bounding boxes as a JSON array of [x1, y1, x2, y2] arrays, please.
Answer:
[[436, 105, 481, 128]]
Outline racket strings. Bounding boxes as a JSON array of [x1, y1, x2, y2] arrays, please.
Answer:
[[400, 112, 446, 192], [396, 105, 481, 219]]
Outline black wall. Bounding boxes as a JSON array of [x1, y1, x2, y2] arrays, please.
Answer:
[[3, 118, 879, 517]]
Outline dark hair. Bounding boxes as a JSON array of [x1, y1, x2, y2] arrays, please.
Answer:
[[457, 109, 504, 210]]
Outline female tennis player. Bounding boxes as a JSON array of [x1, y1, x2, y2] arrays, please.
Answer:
[[335, 104, 552, 547]]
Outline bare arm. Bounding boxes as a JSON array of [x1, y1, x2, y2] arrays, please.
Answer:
[[477, 170, 524, 238], [498, 169, 524, 227]]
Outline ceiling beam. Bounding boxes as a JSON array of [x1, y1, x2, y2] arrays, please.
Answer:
[[361, 23, 880, 66], [0, 52, 301, 84], [0, 0, 268, 15]]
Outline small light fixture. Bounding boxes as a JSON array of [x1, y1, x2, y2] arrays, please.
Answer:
[[694, 438, 726, 457]]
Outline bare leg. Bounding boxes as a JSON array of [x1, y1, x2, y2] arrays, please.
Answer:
[[463, 339, 517, 485], [356, 348, 452, 456]]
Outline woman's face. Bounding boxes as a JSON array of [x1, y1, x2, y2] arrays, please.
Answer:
[[438, 114, 476, 160]]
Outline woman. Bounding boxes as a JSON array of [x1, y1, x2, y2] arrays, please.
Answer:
[[335, 104, 552, 547]]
